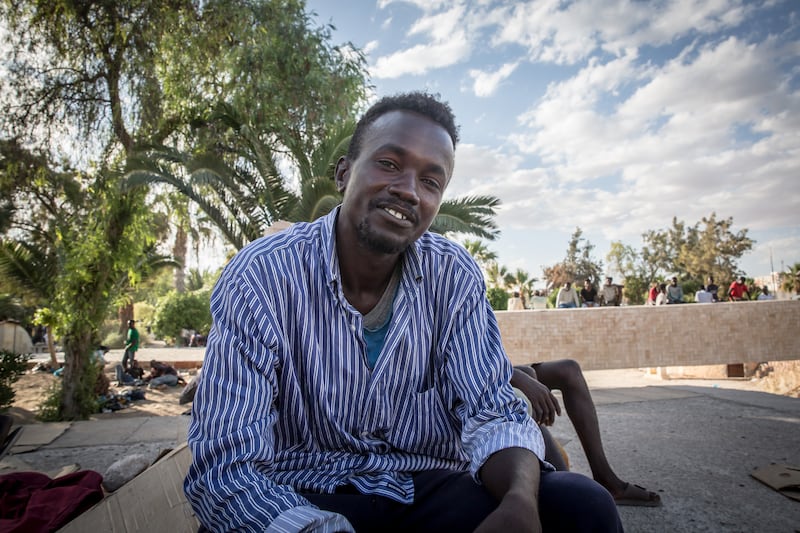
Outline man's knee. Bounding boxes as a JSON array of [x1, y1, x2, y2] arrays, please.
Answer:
[[539, 471, 622, 532]]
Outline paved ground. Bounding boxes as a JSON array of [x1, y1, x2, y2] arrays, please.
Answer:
[[7, 347, 800, 532]]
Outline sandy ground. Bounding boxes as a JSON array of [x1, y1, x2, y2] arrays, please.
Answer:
[[9, 366, 193, 424], [8, 361, 798, 425]]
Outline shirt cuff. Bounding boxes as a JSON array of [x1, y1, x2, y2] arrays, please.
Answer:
[[266, 505, 355, 533]]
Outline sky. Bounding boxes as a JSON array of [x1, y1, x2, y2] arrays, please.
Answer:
[[303, 0, 800, 285]]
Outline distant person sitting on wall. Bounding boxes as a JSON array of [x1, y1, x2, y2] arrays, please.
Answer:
[[512, 361, 661, 507], [507, 291, 525, 311], [655, 284, 667, 305], [728, 276, 750, 301], [600, 277, 620, 306], [666, 277, 683, 304], [646, 282, 659, 305], [706, 276, 719, 302], [581, 279, 598, 308], [189, 331, 206, 347], [757, 286, 775, 300], [531, 289, 549, 310], [556, 281, 581, 308], [146, 360, 179, 390], [694, 284, 713, 303]]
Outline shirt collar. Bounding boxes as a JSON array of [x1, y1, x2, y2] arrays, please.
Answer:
[[320, 206, 425, 295]]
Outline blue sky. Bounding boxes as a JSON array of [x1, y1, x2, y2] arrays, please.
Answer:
[[305, 0, 800, 285]]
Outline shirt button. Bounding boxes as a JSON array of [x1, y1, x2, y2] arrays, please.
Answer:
[[360, 431, 370, 438], [350, 324, 356, 332]]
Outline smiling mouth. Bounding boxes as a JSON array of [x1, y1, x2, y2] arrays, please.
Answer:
[[384, 207, 409, 221]]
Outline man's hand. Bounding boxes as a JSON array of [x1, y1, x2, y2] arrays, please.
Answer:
[[511, 367, 561, 426]]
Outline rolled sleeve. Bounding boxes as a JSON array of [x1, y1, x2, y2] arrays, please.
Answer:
[[267, 506, 354, 533]]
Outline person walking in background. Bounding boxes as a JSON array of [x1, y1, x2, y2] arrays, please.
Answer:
[[580, 279, 598, 308], [121, 319, 139, 371], [728, 276, 750, 301], [600, 277, 620, 306], [556, 281, 581, 308], [666, 277, 683, 304], [706, 276, 719, 302]]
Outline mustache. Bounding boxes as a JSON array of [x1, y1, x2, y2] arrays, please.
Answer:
[[370, 197, 419, 224]]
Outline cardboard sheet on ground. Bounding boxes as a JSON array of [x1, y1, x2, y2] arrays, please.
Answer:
[[58, 443, 199, 532], [751, 464, 800, 502], [11, 422, 71, 453]]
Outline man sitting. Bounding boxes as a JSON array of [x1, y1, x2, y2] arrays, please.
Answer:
[[512, 360, 661, 507], [185, 92, 622, 532]]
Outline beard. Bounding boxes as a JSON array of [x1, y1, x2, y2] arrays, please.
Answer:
[[356, 217, 409, 255]]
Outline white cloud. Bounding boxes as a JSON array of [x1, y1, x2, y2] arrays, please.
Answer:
[[372, 32, 471, 78], [468, 62, 519, 97]]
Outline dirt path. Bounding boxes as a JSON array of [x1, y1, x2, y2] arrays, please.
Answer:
[[9, 367, 193, 424]]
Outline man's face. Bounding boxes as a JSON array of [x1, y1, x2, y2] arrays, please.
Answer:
[[671, 278, 677, 285], [605, 278, 612, 286], [336, 111, 454, 255]]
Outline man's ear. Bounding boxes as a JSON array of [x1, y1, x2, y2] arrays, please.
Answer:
[[334, 157, 349, 193]]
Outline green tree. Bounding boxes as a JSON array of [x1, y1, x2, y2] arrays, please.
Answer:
[[780, 263, 800, 296], [1, 0, 371, 419], [153, 290, 212, 345], [542, 228, 603, 291], [605, 241, 654, 305], [1, 0, 184, 418], [507, 268, 537, 307], [128, 115, 502, 251], [642, 213, 753, 284]]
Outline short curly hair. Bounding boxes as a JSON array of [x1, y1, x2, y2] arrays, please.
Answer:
[[346, 91, 459, 162]]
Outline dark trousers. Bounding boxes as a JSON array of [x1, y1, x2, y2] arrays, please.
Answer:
[[303, 469, 623, 533], [121, 349, 135, 370]]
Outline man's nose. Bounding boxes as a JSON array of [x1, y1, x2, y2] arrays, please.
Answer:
[[387, 171, 420, 204]]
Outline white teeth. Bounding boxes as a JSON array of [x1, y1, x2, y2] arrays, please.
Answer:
[[385, 208, 407, 221]]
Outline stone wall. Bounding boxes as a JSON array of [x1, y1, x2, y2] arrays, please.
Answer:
[[496, 299, 800, 370]]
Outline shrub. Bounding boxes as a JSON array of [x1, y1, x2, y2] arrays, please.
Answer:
[[153, 290, 212, 345], [487, 287, 509, 311], [0, 350, 30, 410]]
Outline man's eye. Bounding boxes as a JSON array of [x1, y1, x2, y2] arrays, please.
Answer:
[[422, 177, 441, 190], [378, 160, 398, 170]]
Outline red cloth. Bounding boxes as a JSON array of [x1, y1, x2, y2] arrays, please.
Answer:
[[0, 470, 103, 532]]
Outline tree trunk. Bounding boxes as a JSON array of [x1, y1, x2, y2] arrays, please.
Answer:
[[173, 224, 187, 293], [119, 303, 134, 334], [46, 327, 57, 368], [60, 332, 92, 420]]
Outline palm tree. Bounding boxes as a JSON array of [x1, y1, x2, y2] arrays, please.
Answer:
[[462, 240, 498, 269], [126, 110, 502, 251], [0, 240, 60, 366], [485, 261, 513, 291], [508, 268, 537, 307], [780, 262, 800, 296]]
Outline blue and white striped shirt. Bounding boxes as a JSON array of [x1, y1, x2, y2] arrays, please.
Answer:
[[185, 208, 544, 532]]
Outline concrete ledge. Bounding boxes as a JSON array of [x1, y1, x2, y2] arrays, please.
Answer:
[[496, 299, 800, 370]]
